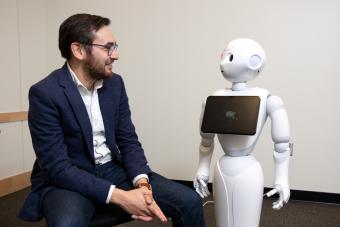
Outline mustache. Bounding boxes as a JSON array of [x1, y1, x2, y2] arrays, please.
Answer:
[[105, 59, 115, 65]]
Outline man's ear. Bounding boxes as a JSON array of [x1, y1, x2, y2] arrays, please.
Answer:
[[70, 42, 86, 60]]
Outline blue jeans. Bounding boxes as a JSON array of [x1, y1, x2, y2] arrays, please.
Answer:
[[42, 160, 205, 227]]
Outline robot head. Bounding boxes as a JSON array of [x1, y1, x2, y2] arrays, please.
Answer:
[[220, 38, 266, 83]]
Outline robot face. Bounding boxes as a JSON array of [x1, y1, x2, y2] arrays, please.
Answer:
[[220, 39, 266, 83]]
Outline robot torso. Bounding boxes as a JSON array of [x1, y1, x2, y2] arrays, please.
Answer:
[[212, 87, 270, 157]]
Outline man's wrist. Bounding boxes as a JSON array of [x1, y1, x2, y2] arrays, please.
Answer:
[[110, 188, 125, 205], [133, 174, 149, 186], [106, 185, 116, 204], [137, 182, 152, 191]]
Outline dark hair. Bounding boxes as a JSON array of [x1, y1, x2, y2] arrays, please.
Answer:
[[58, 13, 110, 60]]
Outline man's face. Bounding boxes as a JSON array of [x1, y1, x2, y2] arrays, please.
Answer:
[[83, 26, 119, 80]]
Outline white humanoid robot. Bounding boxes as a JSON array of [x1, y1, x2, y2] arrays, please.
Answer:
[[194, 38, 292, 227]]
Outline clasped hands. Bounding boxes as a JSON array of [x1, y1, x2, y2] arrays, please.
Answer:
[[130, 187, 167, 222], [110, 183, 167, 223]]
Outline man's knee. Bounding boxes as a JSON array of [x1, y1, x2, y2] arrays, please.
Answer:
[[43, 189, 95, 226], [175, 189, 205, 227], [47, 213, 91, 227], [182, 188, 204, 209]]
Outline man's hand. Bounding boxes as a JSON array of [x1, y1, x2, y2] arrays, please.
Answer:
[[110, 187, 167, 222]]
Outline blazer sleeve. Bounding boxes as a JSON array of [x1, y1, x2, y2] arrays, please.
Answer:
[[28, 84, 111, 204], [115, 76, 152, 181]]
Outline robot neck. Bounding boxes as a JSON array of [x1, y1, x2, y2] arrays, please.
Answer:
[[232, 82, 248, 91]]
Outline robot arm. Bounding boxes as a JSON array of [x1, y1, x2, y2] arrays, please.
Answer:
[[194, 102, 215, 198], [265, 95, 292, 210]]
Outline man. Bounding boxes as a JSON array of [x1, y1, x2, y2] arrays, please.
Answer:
[[19, 13, 205, 227]]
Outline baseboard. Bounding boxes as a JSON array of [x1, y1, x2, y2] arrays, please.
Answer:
[[173, 180, 340, 205], [2, 173, 339, 204], [264, 187, 340, 205], [0, 171, 31, 198]]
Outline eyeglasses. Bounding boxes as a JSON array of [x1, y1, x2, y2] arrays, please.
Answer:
[[83, 42, 118, 56]]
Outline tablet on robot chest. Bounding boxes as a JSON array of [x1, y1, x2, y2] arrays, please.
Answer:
[[201, 96, 260, 135]]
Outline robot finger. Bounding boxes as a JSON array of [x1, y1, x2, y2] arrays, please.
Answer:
[[202, 188, 210, 197], [195, 188, 205, 198], [199, 179, 207, 187], [199, 185, 207, 197], [278, 189, 284, 201], [272, 199, 284, 210], [265, 188, 278, 197], [193, 179, 199, 189]]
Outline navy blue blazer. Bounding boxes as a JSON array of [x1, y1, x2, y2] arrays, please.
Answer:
[[19, 64, 151, 221]]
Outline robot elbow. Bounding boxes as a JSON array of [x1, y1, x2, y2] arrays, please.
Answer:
[[199, 138, 214, 154], [274, 142, 290, 153]]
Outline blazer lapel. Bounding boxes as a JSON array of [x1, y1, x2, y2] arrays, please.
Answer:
[[98, 81, 122, 161], [98, 81, 114, 144], [58, 64, 94, 160]]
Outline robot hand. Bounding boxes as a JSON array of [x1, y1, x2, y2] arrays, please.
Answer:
[[266, 145, 291, 210], [194, 175, 210, 198], [265, 183, 290, 210]]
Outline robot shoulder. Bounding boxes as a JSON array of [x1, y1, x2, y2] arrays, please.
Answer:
[[252, 87, 270, 96], [212, 89, 230, 96], [266, 95, 285, 114]]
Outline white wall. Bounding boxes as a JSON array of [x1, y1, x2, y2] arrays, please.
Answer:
[[1, 0, 340, 194], [0, 0, 47, 178]]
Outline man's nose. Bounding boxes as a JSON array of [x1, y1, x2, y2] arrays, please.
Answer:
[[110, 50, 119, 60]]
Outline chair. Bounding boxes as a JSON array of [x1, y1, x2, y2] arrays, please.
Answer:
[[89, 209, 133, 227]]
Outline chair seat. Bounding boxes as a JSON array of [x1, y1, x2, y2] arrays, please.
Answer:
[[89, 210, 132, 227]]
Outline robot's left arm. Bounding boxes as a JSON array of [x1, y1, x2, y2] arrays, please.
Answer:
[[194, 101, 215, 198], [265, 95, 293, 210]]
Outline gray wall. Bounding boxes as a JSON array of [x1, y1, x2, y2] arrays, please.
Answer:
[[1, 0, 340, 194]]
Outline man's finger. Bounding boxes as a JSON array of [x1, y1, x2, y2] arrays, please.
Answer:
[[140, 187, 152, 196], [147, 202, 167, 222], [144, 194, 154, 205], [131, 214, 153, 222], [140, 207, 152, 217]]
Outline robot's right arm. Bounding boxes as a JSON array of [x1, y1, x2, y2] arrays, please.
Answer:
[[194, 102, 215, 198], [265, 95, 292, 210]]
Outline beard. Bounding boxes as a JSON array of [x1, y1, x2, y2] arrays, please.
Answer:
[[83, 53, 113, 80]]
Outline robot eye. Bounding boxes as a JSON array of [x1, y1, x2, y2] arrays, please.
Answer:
[[229, 54, 233, 62]]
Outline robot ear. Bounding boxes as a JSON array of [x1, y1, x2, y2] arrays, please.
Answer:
[[248, 54, 263, 70]]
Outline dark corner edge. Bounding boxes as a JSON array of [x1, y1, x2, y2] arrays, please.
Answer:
[[173, 179, 340, 205]]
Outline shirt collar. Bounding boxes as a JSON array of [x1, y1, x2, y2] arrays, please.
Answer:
[[67, 62, 103, 91]]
